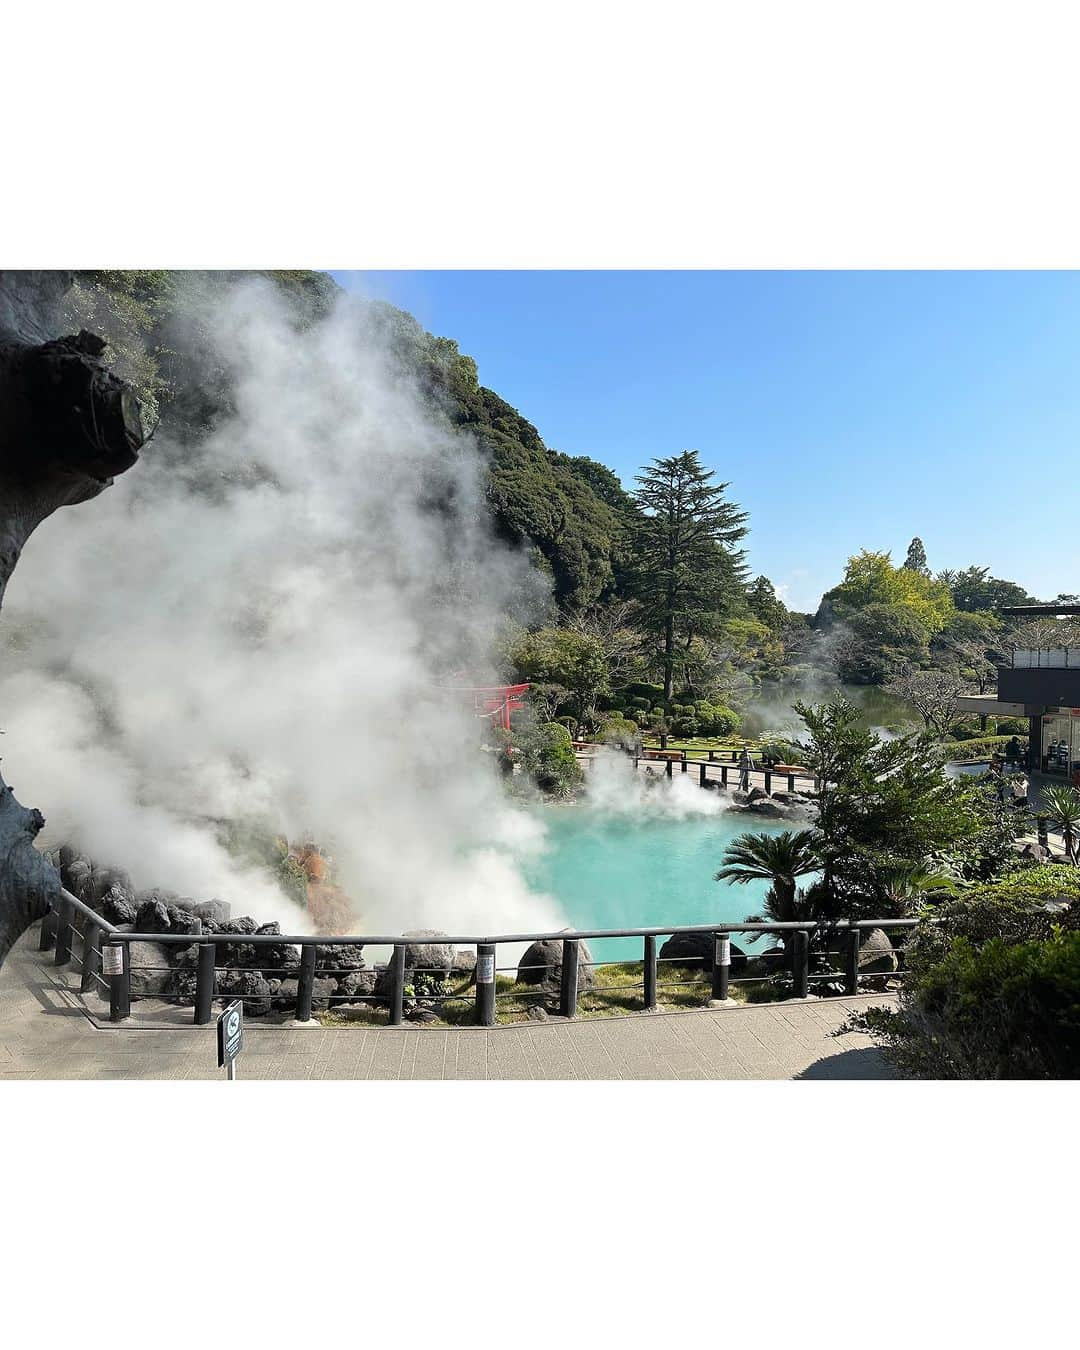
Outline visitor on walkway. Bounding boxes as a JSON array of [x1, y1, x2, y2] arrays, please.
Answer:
[[1011, 773, 1029, 809], [739, 746, 753, 792], [1006, 735, 1022, 765]]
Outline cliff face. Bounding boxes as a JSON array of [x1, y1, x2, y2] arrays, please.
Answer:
[[0, 270, 148, 965], [64, 270, 635, 612]]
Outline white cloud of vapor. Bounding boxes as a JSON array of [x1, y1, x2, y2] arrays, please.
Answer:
[[0, 279, 567, 937]]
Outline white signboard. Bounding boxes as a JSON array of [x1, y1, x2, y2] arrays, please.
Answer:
[[715, 935, 731, 967], [476, 954, 495, 984], [102, 944, 124, 976]]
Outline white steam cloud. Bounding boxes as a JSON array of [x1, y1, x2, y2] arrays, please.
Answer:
[[581, 749, 734, 819], [1, 279, 567, 937]]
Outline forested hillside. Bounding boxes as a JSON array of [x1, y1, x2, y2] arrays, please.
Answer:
[[61, 270, 1069, 761]]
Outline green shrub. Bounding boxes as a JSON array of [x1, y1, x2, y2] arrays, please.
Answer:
[[883, 932, 1080, 1077], [941, 734, 1015, 761], [598, 715, 640, 748], [910, 866, 1080, 971], [625, 683, 664, 703], [520, 721, 582, 797], [694, 702, 741, 736], [852, 865, 1080, 1077], [628, 696, 651, 712], [994, 717, 1028, 736]]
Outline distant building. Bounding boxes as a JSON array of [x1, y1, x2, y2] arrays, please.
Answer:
[[957, 603, 1080, 778]]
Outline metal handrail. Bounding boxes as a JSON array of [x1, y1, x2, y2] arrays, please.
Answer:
[[49, 883, 917, 1030], [89, 916, 917, 947]]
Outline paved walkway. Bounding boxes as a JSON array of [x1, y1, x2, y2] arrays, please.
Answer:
[[0, 930, 898, 1080]]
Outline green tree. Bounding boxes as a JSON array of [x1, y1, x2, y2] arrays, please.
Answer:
[[836, 602, 931, 683], [793, 695, 1018, 918], [821, 549, 954, 635], [903, 536, 930, 576], [867, 862, 956, 918], [716, 829, 821, 926], [517, 722, 582, 797], [630, 451, 748, 702], [746, 575, 789, 629], [509, 626, 610, 728], [1042, 784, 1080, 863], [937, 565, 1034, 613]]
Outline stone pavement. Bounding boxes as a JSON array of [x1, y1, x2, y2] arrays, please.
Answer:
[[0, 929, 898, 1081]]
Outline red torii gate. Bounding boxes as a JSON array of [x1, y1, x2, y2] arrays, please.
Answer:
[[458, 683, 530, 732]]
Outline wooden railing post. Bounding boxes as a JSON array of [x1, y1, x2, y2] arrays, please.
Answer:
[[107, 940, 130, 1022], [194, 942, 216, 1024], [764, 769, 772, 794], [699, 762, 707, 787], [721, 765, 729, 787], [665, 759, 673, 779], [387, 942, 406, 1026], [788, 772, 796, 792], [559, 938, 580, 1018], [53, 896, 73, 967], [476, 942, 496, 1026], [844, 927, 860, 996], [643, 935, 657, 1010], [80, 919, 101, 994], [38, 907, 56, 952], [295, 942, 317, 1022], [792, 930, 810, 999], [711, 932, 730, 1001]]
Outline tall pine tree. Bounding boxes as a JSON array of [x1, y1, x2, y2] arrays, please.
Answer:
[[630, 450, 748, 701], [903, 536, 930, 576]]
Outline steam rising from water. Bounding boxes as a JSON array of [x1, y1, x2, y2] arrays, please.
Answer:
[[1, 279, 567, 936], [581, 750, 734, 818]]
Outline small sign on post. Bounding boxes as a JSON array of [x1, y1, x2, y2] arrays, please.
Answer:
[[217, 999, 244, 1079], [716, 935, 731, 967], [476, 952, 495, 984], [102, 944, 124, 977]]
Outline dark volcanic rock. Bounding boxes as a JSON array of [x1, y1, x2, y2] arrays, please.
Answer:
[[133, 898, 203, 939], [516, 937, 597, 991], [99, 884, 138, 926], [256, 922, 302, 974], [193, 899, 231, 925], [315, 942, 365, 974], [310, 977, 336, 1011], [658, 932, 748, 974], [334, 969, 378, 1003], [127, 940, 174, 998], [217, 969, 272, 1017], [403, 930, 454, 976], [272, 978, 299, 1012], [856, 928, 898, 974]]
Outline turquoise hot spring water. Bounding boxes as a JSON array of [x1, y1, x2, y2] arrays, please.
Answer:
[[519, 755, 786, 963]]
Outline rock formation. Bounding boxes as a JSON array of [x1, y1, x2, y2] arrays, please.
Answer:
[[0, 271, 147, 968]]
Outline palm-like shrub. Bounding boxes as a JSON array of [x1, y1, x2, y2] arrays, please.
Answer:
[[1041, 784, 1080, 863], [716, 829, 820, 900], [870, 862, 957, 918], [716, 829, 822, 942]]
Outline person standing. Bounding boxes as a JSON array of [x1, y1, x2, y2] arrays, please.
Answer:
[[738, 745, 753, 792], [1011, 772, 1029, 809]]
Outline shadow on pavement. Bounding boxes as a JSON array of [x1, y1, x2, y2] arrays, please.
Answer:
[[795, 1046, 898, 1080]]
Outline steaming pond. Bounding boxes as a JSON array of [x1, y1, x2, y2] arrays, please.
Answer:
[[522, 806, 785, 963]]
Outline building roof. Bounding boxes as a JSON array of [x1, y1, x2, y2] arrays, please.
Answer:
[[999, 604, 1080, 617]]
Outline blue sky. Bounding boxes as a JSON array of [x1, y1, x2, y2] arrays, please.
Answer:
[[330, 271, 1080, 613]]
